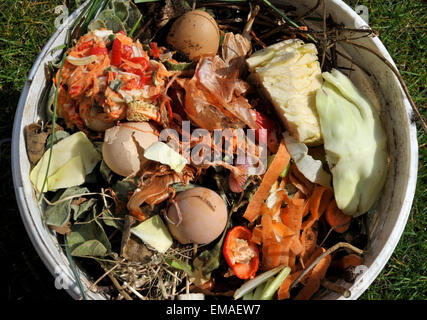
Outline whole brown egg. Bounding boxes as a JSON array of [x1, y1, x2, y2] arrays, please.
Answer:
[[166, 187, 228, 244], [166, 10, 220, 61]]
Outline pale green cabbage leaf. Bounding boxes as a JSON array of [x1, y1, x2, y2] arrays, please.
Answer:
[[316, 69, 388, 217]]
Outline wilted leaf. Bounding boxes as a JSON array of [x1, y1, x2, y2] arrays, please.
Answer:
[[70, 239, 109, 257], [97, 9, 127, 33], [24, 122, 49, 165], [50, 221, 72, 236], [67, 208, 111, 257], [88, 19, 107, 31], [113, 179, 138, 202], [191, 240, 223, 286], [112, 1, 129, 22], [127, 1, 143, 31], [122, 236, 152, 263], [71, 197, 98, 220], [156, 0, 190, 28], [100, 160, 113, 184], [45, 186, 89, 227], [102, 207, 124, 230], [120, 214, 138, 257]]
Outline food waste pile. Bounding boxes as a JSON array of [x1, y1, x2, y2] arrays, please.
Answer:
[[24, 0, 388, 300]]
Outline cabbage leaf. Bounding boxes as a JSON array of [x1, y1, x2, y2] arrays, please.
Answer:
[[316, 69, 388, 217]]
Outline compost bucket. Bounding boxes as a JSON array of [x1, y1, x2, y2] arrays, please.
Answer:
[[12, 0, 418, 300]]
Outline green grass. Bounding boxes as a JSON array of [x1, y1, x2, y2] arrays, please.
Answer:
[[345, 0, 427, 300], [0, 0, 425, 300]]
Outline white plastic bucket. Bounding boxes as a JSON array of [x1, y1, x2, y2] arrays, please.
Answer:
[[12, 0, 418, 300]]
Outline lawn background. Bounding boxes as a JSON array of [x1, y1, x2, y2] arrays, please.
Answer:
[[0, 0, 425, 300]]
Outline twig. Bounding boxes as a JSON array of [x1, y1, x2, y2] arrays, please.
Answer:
[[320, 0, 327, 68], [42, 192, 114, 206], [295, 0, 323, 22], [262, 0, 316, 43], [107, 272, 133, 300], [320, 279, 351, 298], [123, 282, 146, 300], [290, 242, 364, 290], [243, 4, 260, 40], [335, 48, 372, 76], [88, 262, 120, 293], [171, 270, 178, 299], [344, 40, 427, 133]]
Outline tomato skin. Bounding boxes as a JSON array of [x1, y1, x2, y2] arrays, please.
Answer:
[[223, 226, 260, 280], [89, 46, 108, 56], [130, 57, 149, 71], [111, 38, 122, 67], [77, 40, 94, 51], [150, 42, 160, 59], [122, 45, 133, 60]]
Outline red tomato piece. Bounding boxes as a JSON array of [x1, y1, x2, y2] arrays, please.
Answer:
[[89, 46, 108, 56], [111, 38, 122, 67]]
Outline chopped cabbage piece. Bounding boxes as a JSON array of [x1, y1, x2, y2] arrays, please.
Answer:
[[316, 69, 388, 217], [144, 141, 188, 173], [30, 132, 101, 192], [131, 215, 173, 254], [246, 39, 323, 145], [283, 132, 331, 188]]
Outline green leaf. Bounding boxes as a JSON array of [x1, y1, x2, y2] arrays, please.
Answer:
[[97, 9, 127, 33], [69, 239, 109, 257], [102, 207, 124, 230], [163, 60, 195, 71], [113, 179, 138, 202], [108, 78, 122, 91], [127, 2, 143, 32], [191, 239, 223, 285], [170, 183, 198, 193], [88, 19, 108, 31], [165, 257, 193, 275], [100, 160, 113, 184], [113, 1, 129, 22], [45, 186, 89, 227], [128, 11, 142, 37], [72, 197, 98, 220], [67, 208, 111, 257]]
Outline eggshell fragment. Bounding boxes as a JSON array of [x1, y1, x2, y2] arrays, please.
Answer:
[[166, 187, 228, 245], [102, 122, 158, 177], [166, 10, 220, 61]]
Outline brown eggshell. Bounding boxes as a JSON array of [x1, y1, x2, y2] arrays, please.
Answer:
[[166, 187, 228, 244], [166, 10, 220, 61], [102, 122, 158, 177]]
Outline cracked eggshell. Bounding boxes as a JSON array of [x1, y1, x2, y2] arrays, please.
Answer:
[[166, 187, 228, 245], [166, 10, 220, 61], [102, 122, 158, 177]]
